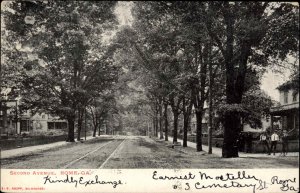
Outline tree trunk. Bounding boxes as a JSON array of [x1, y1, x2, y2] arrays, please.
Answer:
[[98, 120, 103, 136], [183, 94, 193, 147], [77, 108, 84, 141], [77, 115, 82, 141], [2, 104, 7, 134], [67, 115, 75, 142], [164, 103, 168, 141], [98, 124, 100, 136], [222, 3, 239, 158], [173, 111, 178, 143], [208, 98, 213, 154], [196, 111, 203, 151], [93, 122, 97, 137], [152, 117, 156, 137], [89, 107, 97, 137], [159, 101, 163, 139], [222, 112, 240, 158], [155, 114, 159, 137], [183, 114, 189, 147], [208, 45, 213, 154]]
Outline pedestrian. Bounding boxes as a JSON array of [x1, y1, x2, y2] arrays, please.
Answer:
[[260, 132, 270, 155], [281, 130, 289, 156], [270, 130, 279, 155]]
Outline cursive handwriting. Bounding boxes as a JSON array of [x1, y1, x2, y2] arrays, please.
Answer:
[[215, 171, 258, 181], [150, 170, 299, 193], [271, 176, 298, 192], [195, 181, 257, 193], [256, 179, 268, 191], [153, 170, 272, 193], [43, 175, 123, 188], [152, 171, 195, 180], [199, 172, 213, 180]]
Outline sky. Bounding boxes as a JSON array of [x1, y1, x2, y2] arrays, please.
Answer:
[[114, 1, 134, 26]]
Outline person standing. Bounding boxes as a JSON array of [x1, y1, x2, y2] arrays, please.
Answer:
[[281, 130, 289, 156], [260, 132, 270, 154], [270, 131, 279, 155]]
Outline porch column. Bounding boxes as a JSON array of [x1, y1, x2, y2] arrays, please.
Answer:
[[283, 116, 287, 130], [270, 115, 274, 131]]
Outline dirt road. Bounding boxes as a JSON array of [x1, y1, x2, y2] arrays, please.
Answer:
[[1, 135, 298, 168]]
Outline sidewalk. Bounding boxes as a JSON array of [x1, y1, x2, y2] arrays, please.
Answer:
[[166, 136, 299, 158], [1, 135, 112, 159]]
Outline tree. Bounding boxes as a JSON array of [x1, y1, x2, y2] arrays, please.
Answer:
[[131, 2, 188, 143], [89, 94, 117, 137], [104, 36, 159, 137], [242, 89, 274, 128], [181, 91, 193, 147], [2, 1, 119, 141], [198, 2, 299, 157], [163, 99, 169, 141], [131, 2, 298, 156]]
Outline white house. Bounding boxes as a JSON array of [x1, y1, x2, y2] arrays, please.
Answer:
[[270, 81, 299, 135]]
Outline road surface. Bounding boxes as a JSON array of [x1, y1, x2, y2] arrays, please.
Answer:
[[1, 135, 298, 168]]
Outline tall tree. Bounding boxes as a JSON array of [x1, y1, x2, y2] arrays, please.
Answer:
[[2, 1, 119, 141], [131, 2, 298, 156], [163, 99, 169, 141], [200, 2, 299, 157]]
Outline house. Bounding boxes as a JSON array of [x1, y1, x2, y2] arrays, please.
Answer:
[[0, 103, 68, 135], [0, 88, 67, 136], [19, 111, 68, 134], [270, 81, 299, 136]]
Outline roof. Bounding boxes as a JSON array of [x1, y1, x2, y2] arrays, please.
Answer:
[[270, 102, 299, 114], [277, 75, 299, 91]]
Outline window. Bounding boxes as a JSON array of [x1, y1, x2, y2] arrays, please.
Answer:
[[48, 122, 67, 130], [284, 91, 288, 104], [48, 122, 55, 130], [20, 120, 32, 131], [292, 92, 298, 102]]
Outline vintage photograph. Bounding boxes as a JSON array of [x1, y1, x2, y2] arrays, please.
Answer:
[[1, 1, 299, 171]]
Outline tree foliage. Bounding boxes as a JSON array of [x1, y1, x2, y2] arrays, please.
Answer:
[[2, 1, 120, 141], [130, 2, 298, 157]]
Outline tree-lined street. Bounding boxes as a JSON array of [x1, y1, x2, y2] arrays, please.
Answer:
[[1, 1, 299, 169]]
